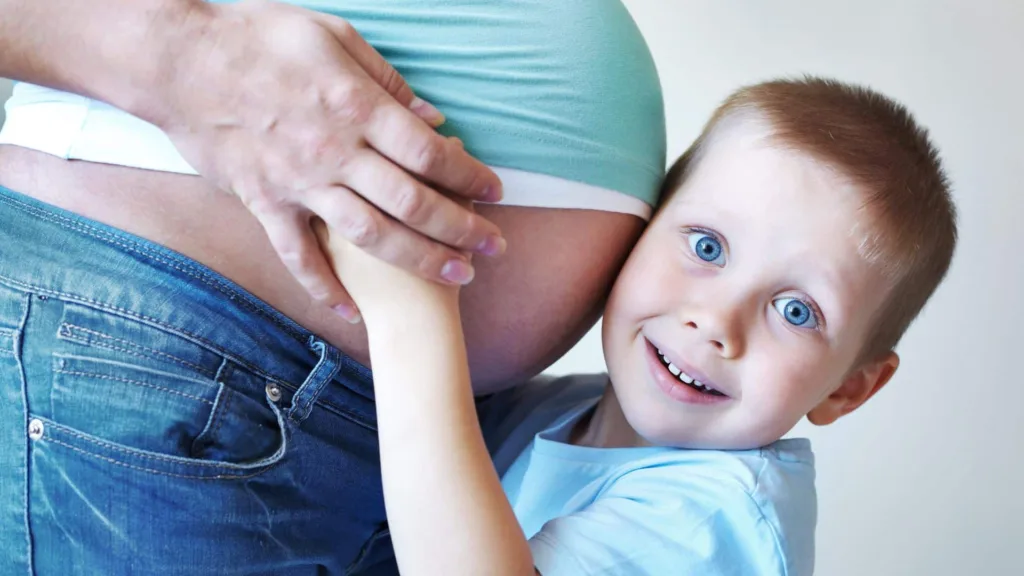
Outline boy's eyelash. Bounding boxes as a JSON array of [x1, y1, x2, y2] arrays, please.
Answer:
[[684, 226, 720, 239], [681, 227, 727, 252]]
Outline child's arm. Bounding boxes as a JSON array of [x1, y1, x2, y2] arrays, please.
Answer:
[[315, 222, 536, 576]]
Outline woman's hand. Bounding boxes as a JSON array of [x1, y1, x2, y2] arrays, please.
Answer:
[[153, 0, 504, 320], [0, 0, 502, 322]]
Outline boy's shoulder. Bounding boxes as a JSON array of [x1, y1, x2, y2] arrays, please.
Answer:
[[614, 438, 817, 570], [517, 427, 817, 576], [609, 437, 815, 493], [531, 434, 816, 576]]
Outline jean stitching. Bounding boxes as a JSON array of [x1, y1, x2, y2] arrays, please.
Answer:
[[0, 192, 306, 341], [40, 418, 282, 469], [41, 436, 282, 480], [204, 361, 233, 444], [290, 340, 340, 424], [60, 323, 216, 377], [0, 282, 375, 429], [15, 292, 34, 571], [54, 368, 214, 405], [273, 379, 376, 432], [0, 272, 291, 387], [211, 384, 233, 438], [0, 327, 14, 356]]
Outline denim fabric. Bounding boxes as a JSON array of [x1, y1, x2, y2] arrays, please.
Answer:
[[0, 185, 400, 575]]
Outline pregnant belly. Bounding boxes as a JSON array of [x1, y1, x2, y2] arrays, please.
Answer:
[[0, 145, 643, 392]]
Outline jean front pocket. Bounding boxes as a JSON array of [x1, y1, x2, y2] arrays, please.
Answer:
[[29, 300, 288, 479]]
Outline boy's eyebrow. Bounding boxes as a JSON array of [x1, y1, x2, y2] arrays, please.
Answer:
[[669, 198, 735, 222], [810, 261, 845, 295]]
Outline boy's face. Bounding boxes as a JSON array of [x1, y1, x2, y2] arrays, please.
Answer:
[[603, 121, 897, 450]]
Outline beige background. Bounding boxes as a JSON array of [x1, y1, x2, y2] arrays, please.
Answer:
[[2, 1, 1021, 574]]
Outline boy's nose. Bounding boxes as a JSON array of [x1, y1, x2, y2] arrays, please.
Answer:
[[679, 301, 746, 359]]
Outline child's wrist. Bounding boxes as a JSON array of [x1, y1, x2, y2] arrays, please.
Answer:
[[361, 287, 460, 329]]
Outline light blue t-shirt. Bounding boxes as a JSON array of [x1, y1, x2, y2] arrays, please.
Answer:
[[481, 375, 817, 576]]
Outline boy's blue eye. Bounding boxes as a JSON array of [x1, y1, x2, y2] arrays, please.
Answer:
[[773, 298, 818, 329], [688, 232, 725, 265]]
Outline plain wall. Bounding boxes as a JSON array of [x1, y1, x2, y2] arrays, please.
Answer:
[[1, 2, 1021, 574], [548, 1, 1023, 575]]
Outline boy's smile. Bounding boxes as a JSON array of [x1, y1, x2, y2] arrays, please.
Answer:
[[645, 336, 731, 404]]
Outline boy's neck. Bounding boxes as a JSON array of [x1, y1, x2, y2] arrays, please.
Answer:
[[569, 379, 653, 449]]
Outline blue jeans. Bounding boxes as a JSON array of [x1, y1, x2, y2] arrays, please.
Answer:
[[0, 185, 400, 574]]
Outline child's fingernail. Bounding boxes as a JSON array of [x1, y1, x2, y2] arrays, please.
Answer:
[[476, 235, 507, 256], [333, 304, 362, 324], [441, 259, 475, 285], [410, 97, 445, 127]]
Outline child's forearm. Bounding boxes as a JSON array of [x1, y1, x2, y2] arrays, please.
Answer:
[[364, 299, 536, 576]]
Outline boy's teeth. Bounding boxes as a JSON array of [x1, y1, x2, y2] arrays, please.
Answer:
[[659, 349, 717, 392], [694, 380, 714, 392]]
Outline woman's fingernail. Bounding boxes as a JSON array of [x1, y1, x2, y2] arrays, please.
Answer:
[[441, 259, 475, 285], [410, 97, 445, 127], [476, 235, 507, 257], [481, 185, 503, 203], [333, 304, 362, 324]]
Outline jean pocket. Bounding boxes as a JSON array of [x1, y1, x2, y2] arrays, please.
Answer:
[[31, 302, 287, 479]]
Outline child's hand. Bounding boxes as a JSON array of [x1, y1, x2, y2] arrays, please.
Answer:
[[313, 217, 465, 324], [312, 136, 476, 323]]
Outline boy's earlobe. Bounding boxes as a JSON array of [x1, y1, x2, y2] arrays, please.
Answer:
[[807, 352, 900, 426]]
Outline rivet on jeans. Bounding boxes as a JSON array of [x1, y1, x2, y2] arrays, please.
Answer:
[[266, 383, 282, 403], [28, 419, 44, 440]]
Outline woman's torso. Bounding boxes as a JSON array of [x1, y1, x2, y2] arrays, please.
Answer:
[[0, 0, 665, 392]]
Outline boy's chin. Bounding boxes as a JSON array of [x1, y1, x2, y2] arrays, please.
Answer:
[[630, 420, 742, 450], [619, 390, 792, 450]]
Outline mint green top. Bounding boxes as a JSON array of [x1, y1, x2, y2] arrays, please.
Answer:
[[211, 0, 667, 207]]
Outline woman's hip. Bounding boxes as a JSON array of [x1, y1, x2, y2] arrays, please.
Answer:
[[0, 181, 393, 574]]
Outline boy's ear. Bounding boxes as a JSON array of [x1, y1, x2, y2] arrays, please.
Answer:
[[807, 352, 900, 426]]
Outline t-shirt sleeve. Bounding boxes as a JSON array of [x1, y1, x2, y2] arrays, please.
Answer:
[[527, 468, 792, 576]]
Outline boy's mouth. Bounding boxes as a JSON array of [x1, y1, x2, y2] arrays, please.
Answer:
[[643, 337, 730, 402], [654, 350, 727, 397]]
